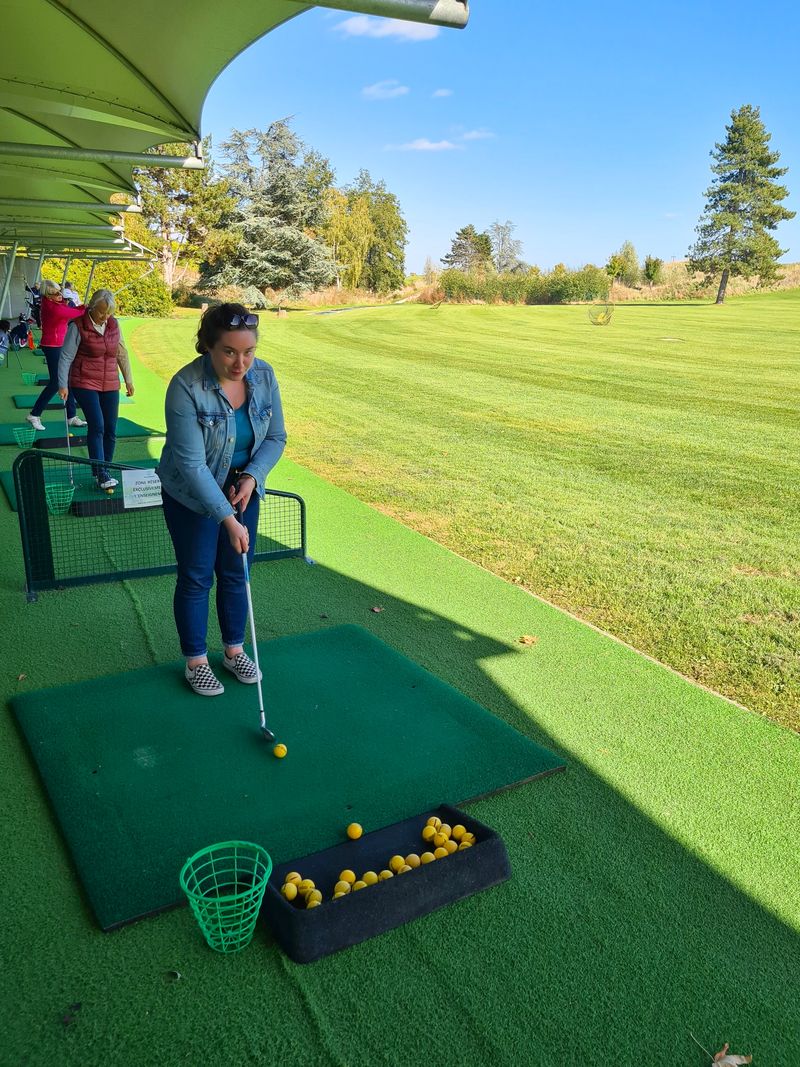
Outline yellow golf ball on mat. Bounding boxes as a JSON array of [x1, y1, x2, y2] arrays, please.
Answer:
[[451, 824, 466, 841], [458, 841, 473, 850], [362, 871, 379, 886], [444, 840, 458, 854], [398, 864, 412, 874], [285, 872, 302, 885], [433, 832, 448, 848], [307, 898, 321, 909], [298, 878, 315, 896], [426, 816, 442, 831], [339, 869, 356, 884], [405, 854, 421, 869], [346, 822, 363, 840], [333, 891, 346, 899], [434, 847, 448, 860], [389, 855, 405, 873], [282, 882, 298, 902], [306, 889, 322, 905], [421, 825, 436, 843], [420, 852, 435, 864], [352, 880, 367, 891], [379, 869, 394, 880], [273, 743, 287, 758], [439, 824, 452, 839], [333, 880, 352, 895]]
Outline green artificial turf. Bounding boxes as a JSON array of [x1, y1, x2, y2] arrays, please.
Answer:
[[1, 313, 798, 1066], [134, 293, 800, 729], [0, 417, 164, 447], [12, 393, 134, 409], [11, 624, 563, 930]]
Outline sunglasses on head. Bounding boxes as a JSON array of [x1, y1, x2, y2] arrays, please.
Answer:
[[226, 313, 258, 329]]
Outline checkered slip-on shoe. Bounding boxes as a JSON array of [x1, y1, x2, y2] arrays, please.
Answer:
[[222, 651, 262, 685], [185, 662, 225, 696]]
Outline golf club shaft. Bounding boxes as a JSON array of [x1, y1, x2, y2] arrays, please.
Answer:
[[238, 502, 266, 727], [63, 402, 74, 485]]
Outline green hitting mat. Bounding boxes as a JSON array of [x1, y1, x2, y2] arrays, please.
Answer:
[[0, 459, 157, 511], [12, 393, 134, 409], [11, 624, 564, 930], [0, 417, 163, 446]]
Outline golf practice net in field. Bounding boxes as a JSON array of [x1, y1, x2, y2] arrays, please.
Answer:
[[13, 449, 306, 600]]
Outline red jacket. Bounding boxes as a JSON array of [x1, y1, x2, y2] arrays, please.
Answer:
[[40, 297, 84, 347], [69, 314, 122, 391]]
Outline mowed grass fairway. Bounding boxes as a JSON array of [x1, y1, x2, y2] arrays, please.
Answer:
[[133, 291, 800, 730]]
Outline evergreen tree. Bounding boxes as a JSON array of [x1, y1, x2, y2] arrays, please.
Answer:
[[209, 120, 336, 295], [688, 105, 795, 304], [441, 224, 493, 271]]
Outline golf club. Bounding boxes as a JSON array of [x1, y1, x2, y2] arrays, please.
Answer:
[[63, 401, 74, 486], [238, 501, 275, 743]]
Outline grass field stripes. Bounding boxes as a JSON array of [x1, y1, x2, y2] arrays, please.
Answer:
[[12, 449, 306, 600]]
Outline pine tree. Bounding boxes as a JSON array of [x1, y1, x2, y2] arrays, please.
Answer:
[[441, 225, 493, 271], [688, 105, 795, 304]]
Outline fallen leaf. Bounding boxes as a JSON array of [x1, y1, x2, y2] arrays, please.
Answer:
[[714, 1044, 752, 1065], [17, 673, 26, 681], [371, 606, 384, 613], [518, 635, 538, 646]]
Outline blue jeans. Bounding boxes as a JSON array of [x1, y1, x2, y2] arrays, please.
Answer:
[[71, 387, 119, 482], [161, 484, 260, 658], [31, 346, 76, 419]]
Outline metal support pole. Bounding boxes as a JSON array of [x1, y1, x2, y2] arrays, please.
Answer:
[[83, 261, 97, 304], [0, 241, 18, 317], [60, 255, 72, 286], [308, 0, 468, 27], [0, 197, 141, 213], [0, 142, 206, 170], [34, 252, 45, 283]]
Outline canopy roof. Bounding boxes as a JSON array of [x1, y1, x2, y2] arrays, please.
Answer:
[[0, 0, 468, 259]]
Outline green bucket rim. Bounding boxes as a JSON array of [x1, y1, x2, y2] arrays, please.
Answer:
[[12, 426, 36, 447], [180, 840, 272, 901]]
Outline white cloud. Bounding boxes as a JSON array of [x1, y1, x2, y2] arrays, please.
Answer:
[[664, 212, 680, 219], [432, 88, 453, 98], [335, 15, 440, 41], [362, 79, 410, 100], [461, 128, 495, 141], [387, 138, 461, 152]]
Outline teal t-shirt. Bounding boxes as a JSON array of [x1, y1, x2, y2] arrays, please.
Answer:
[[231, 405, 254, 468]]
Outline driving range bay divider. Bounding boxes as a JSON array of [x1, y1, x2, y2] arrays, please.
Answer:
[[13, 449, 307, 602]]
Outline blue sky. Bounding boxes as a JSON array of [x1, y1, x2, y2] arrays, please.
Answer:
[[202, 2, 800, 273]]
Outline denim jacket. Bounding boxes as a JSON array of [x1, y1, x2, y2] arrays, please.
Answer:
[[157, 352, 287, 523]]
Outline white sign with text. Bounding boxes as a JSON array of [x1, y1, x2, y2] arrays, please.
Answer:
[[121, 468, 162, 510]]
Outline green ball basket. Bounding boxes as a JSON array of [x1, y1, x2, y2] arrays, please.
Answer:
[[44, 482, 75, 516], [179, 841, 272, 954], [12, 426, 36, 448], [21, 371, 38, 385]]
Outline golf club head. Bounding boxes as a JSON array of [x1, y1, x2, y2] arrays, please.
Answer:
[[261, 725, 276, 743]]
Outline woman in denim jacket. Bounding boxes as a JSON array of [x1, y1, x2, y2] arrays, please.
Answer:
[[158, 303, 287, 696]]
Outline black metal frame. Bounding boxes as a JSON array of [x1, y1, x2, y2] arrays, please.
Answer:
[[13, 449, 307, 601]]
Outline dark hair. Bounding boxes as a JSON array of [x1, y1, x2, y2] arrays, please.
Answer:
[[0, 319, 9, 331], [195, 302, 259, 355]]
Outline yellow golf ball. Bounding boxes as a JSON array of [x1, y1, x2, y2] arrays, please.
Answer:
[[306, 889, 322, 905], [281, 882, 298, 901], [420, 851, 436, 864], [352, 880, 367, 891], [439, 824, 452, 839], [273, 743, 287, 758], [405, 854, 421, 869], [444, 839, 458, 854], [379, 869, 394, 880], [434, 846, 448, 860], [346, 822, 363, 840], [333, 891, 347, 899], [333, 880, 351, 895], [421, 825, 436, 843], [298, 878, 315, 896], [307, 898, 321, 909], [426, 816, 442, 831], [398, 864, 412, 874], [433, 832, 448, 849], [339, 869, 356, 884], [389, 855, 405, 873], [285, 872, 302, 885], [461, 832, 476, 846], [451, 824, 466, 841], [362, 871, 379, 886], [458, 841, 473, 850]]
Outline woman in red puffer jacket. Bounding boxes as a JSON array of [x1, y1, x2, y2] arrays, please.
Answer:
[[58, 289, 135, 490], [26, 279, 85, 432]]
